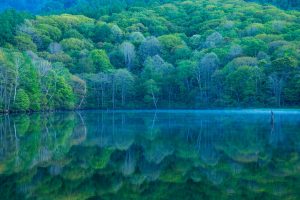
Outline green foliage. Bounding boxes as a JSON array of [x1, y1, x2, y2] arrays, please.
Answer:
[[93, 22, 113, 43], [53, 76, 75, 109], [61, 38, 93, 51], [271, 56, 298, 74], [89, 49, 113, 72], [1, 0, 300, 111], [241, 37, 267, 56], [90, 149, 114, 169], [14, 35, 37, 51], [12, 89, 30, 111], [225, 65, 263, 105], [0, 9, 32, 46]]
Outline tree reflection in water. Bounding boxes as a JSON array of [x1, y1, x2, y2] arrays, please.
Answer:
[[0, 110, 300, 199]]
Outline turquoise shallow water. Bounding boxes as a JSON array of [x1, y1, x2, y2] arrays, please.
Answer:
[[0, 110, 300, 199]]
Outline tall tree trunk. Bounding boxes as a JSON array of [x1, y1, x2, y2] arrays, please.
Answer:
[[121, 85, 125, 107], [151, 88, 158, 109], [101, 84, 104, 109], [112, 76, 115, 109]]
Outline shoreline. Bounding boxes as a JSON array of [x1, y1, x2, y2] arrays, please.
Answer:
[[1, 107, 300, 115]]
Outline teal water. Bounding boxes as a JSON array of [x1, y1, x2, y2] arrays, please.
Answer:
[[0, 110, 300, 199]]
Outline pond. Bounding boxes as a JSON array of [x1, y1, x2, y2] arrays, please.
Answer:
[[0, 110, 300, 199]]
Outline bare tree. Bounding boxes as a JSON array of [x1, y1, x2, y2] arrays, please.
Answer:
[[196, 53, 220, 104], [204, 32, 223, 48], [0, 64, 16, 112], [12, 53, 25, 105], [29, 52, 57, 110], [129, 31, 145, 45], [268, 73, 284, 107], [139, 36, 161, 60], [49, 42, 63, 54], [90, 73, 111, 108], [71, 75, 87, 109], [114, 69, 135, 107], [111, 24, 123, 42], [228, 44, 243, 60], [112, 73, 116, 109], [120, 41, 135, 70]]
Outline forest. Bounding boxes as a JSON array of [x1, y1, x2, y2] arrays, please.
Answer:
[[0, 0, 300, 112], [1, 0, 299, 13]]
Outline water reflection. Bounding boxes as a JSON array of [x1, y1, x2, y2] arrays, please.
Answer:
[[0, 110, 300, 199]]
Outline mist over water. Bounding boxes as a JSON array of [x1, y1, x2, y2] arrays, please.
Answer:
[[0, 110, 300, 199]]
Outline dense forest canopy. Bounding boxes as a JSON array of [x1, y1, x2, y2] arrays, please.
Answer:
[[246, 0, 300, 10], [0, 0, 299, 13], [0, 0, 300, 112], [0, 0, 172, 16]]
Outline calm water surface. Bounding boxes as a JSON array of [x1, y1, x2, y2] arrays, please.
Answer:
[[0, 110, 300, 199]]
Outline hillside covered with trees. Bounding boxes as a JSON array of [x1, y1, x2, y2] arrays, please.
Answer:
[[1, 0, 300, 13], [0, 0, 300, 112]]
